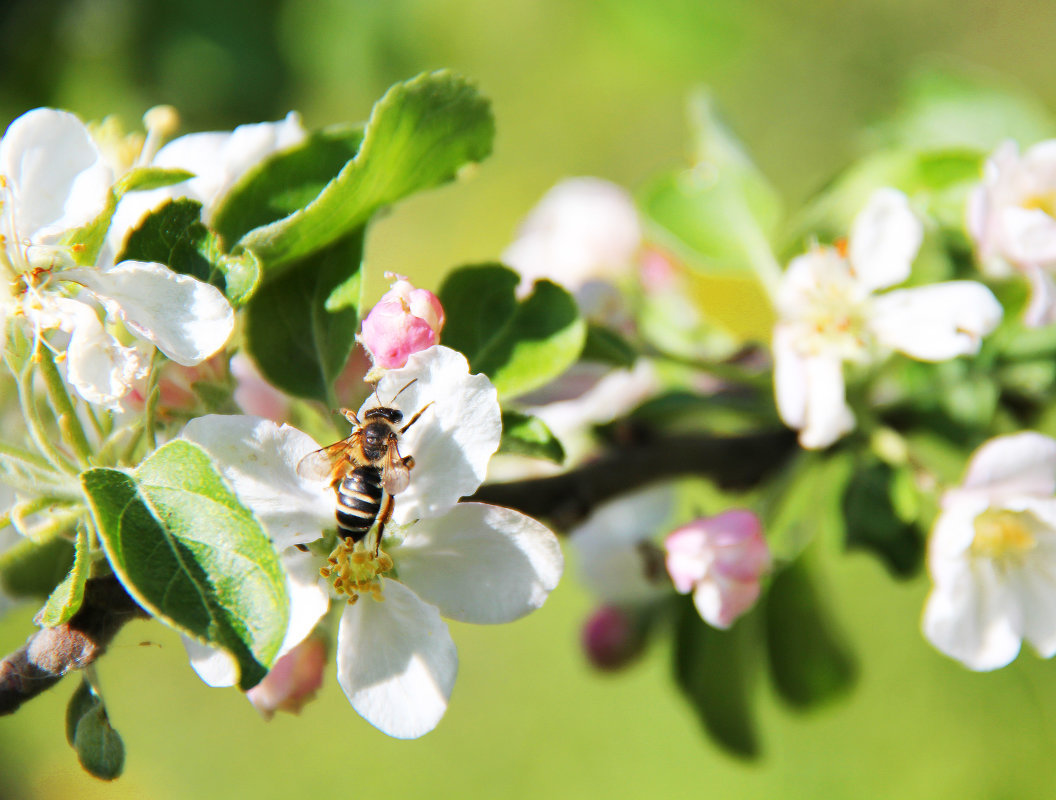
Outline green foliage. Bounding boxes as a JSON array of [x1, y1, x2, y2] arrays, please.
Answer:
[[841, 459, 923, 578], [66, 679, 125, 781], [0, 535, 75, 600], [243, 232, 363, 403], [81, 441, 289, 690], [115, 167, 195, 195], [234, 70, 494, 274], [672, 598, 759, 758], [764, 450, 854, 564], [439, 264, 586, 397], [38, 524, 90, 627], [764, 559, 857, 709], [580, 323, 637, 368], [498, 410, 565, 464]]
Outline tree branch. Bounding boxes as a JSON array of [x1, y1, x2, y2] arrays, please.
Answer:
[[0, 575, 146, 715], [471, 428, 797, 529]]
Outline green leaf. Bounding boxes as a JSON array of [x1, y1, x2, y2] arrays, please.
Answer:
[[66, 679, 125, 781], [0, 535, 75, 600], [640, 91, 781, 278], [244, 231, 363, 403], [580, 323, 637, 368], [234, 71, 494, 273], [38, 524, 90, 626], [115, 167, 195, 195], [764, 559, 857, 709], [841, 459, 923, 578], [499, 411, 565, 464], [213, 125, 365, 247], [117, 199, 260, 306], [673, 597, 759, 758], [610, 390, 778, 437], [439, 265, 586, 398], [81, 440, 289, 690], [763, 450, 854, 563]]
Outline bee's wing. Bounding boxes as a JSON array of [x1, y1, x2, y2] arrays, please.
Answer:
[[381, 438, 411, 495], [296, 437, 358, 484]]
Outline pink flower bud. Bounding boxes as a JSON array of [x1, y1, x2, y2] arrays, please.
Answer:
[[231, 353, 291, 423], [359, 274, 445, 370], [664, 510, 770, 629], [247, 637, 328, 720], [581, 604, 645, 671]]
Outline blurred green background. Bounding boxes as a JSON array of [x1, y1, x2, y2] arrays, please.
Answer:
[[4, 0, 1056, 797]]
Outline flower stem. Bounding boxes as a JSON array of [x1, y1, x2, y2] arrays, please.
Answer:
[[14, 357, 78, 475], [143, 350, 164, 451], [37, 346, 93, 465]]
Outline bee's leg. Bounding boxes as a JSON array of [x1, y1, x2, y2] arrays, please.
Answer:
[[402, 455, 415, 470], [399, 402, 434, 433], [374, 493, 395, 557], [339, 408, 361, 426]]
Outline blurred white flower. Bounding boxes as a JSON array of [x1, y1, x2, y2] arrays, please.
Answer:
[[503, 177, 642, 295], [181, 346, 563, 739], [0, 108, 234, 407], [923, 432, 1056, 671], [774, 188, 1002, 449], [968, 140, 1056, 326], [664, 510, 770, 629], [107, 111, 307, 255]]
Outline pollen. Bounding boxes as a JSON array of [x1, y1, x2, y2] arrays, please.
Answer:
[[971, 509, 1038, 560], [325, 538, 394, 604]]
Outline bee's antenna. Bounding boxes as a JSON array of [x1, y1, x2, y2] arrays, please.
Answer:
[[370, 382, 382, 407], [389, 378, 418, 406]]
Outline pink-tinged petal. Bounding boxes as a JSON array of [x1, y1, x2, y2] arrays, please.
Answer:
[[692, 575, 761, 630], [848, 188, 923, 292], [958, 432, 1056, 500], [1001, 207, 1056, 265], [395, 503, 563, 624], [336, 579, 457, 739], [63, 261, 234, 365], [870, 282, 1002, 361], [230, 353, 291, 423], [1021, 264, 1056, 327], [247, 636, 328, 720], [182, 636, 239, 687], [363, 346, 501, 524], [180, 415, 334, 549], [0, 108, 112, 243]]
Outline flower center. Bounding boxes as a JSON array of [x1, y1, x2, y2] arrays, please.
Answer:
[[1022, 191, 1056, 219], [796, 263, 871, 358], [320, 538, 394, 604], [971, 509, 1038, 560]]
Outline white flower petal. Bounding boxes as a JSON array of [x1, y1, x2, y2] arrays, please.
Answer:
[[336, 579, 457, 739], [572, 484, 676, 604], [57, 297, 147, 406], [181, 415, 334, 549], [773, 325, 807, 431], [848, 188, 923, 291], [957, 432, 1056, 500], [1013, 556, 1056, 659], [279, 547, 331, 655], [870, 282, 1002, 361], [1022, 264, 1056, 327], [0, 108, 112, 243], [798, 351, 854, 450], [182, 636, 240, 687], [922, 558, 1023, 671], [364, 346, 501, 523], [395, 503, 563, 624], [63, 261, 234, 365], [1001, 207, 1056, 265]]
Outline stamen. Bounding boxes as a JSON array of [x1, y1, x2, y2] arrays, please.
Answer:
[[325, 537, 394, 603]]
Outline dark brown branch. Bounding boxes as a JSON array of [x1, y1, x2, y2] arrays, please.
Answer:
[[470, 428, 797, 529], [0, 575, 146, 715]]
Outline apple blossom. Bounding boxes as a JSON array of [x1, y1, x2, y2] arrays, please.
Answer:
[[246, 635, 328, 720], [774, 187, 1003, 449], [359, 273, 445, 372], [923, 432, 1056, 671], [581, 605, 645, 671], [664, 510, 769, 629], [0, 108, 234, 407], [180, 345, 563, 738], [968, 140, 1056, 326], [503, 177, 642, 294]]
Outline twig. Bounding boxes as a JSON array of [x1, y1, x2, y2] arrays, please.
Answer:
[[0, 575, 146, 716], [471, 428, 797, 529]]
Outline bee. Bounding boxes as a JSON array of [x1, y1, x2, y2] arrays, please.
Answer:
[[297, 384, 430, 551]]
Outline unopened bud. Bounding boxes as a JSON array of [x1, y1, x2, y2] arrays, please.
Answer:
[[664, 510, 770, 629], [247, 637, 328, 720], [359, 274, 445, 370], [581, 604, 644, 671]]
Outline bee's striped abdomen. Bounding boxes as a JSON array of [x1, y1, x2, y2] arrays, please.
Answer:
[[335, 465, 384, 542]]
